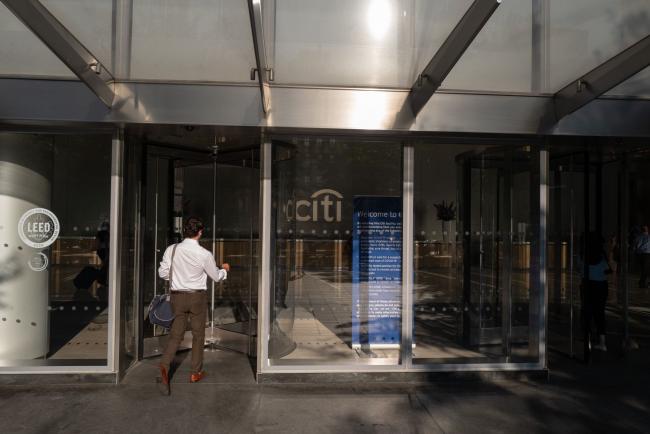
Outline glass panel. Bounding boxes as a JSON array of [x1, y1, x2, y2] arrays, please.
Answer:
[[131, 0, 256, 82], [0, 3, 72, 77], [441, 0, 533, 93], [606, 66, 650, 98], [270, 0, 472, 88], [270, 138, 403, 364], [0, 133, 112, 366], [413, 143, 541, 364], [41, 0, 113, 72], [549, 0, 650, 92]]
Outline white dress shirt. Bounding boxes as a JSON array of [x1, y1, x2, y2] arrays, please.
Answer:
[[158, 238, 227, 291]]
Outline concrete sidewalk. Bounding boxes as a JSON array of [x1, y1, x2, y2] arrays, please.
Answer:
[[1, 350, 649, 434]]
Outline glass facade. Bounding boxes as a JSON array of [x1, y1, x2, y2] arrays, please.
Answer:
[[1, 0, 649, 380], [0, 132, 112, 367], [1, 128, 649, 377], [261, 138, 546, 369]]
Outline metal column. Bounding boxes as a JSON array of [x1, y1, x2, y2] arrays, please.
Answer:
[[538, 147, 549, 367], [529, 145, 548, 366], [108, 129, 125, 376], [401, 145, 414, 367], [257, 138, 272, 374]]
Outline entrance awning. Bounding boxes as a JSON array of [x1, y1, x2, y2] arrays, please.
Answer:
[[1, 0, 649, 136]]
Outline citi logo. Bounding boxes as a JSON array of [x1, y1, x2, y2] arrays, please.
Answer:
[[286, 189, 343, 222]]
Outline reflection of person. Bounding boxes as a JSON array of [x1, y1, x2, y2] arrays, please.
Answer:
[[633, 225, 650, 288], [581, 232, 612, 352], [156, 217, 230, 395], [73, 222, 109, 302]]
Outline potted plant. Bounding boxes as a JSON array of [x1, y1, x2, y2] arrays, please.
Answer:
[[434, 200, 456, 243]]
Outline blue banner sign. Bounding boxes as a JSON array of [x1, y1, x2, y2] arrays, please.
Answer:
[[352, 196, 402, 349]]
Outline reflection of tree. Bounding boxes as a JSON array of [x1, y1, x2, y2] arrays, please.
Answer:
[[606, 8, 650, 92], [0, 254, 20, 283], [0, 253, 21, 308], [616, 9, 650, 44]]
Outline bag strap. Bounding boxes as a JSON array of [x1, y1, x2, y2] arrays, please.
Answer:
[[166, 244, 178, 294]]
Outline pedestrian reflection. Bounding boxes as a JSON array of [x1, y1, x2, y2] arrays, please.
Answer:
[[73, 222, 109, 302]]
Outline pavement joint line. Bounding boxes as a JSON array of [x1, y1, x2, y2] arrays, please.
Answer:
[[410, 391, 447, 434]]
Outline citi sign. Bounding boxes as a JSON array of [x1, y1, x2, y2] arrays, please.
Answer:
[[286, 189, 343, 223]]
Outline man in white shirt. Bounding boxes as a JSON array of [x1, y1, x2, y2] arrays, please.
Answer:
[[157, 217, 229, 395]]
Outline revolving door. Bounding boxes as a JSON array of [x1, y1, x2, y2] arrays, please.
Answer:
[[455, 145, 543, 363], [140, 145, 259, 358]]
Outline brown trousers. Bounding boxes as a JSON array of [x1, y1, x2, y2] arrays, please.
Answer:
[[160, 291, 207, 374]]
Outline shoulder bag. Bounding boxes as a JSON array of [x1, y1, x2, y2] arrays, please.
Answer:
[[147, 244, 178, 329]]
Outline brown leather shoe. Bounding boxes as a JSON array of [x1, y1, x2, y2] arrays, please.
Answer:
[[157, 365, 170, 396], [190, 371, 206, 383]]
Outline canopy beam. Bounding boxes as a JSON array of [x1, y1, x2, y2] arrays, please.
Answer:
[[553, 35, 650, 122], [247, 0, 271, 114], [1, 0, 115, 107], [408, 0, 501, 116]]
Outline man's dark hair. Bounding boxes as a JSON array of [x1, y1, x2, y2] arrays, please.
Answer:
[[183, 217, 204, 238]]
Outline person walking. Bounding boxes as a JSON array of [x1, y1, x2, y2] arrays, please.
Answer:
[[633, 225, 650, 288], [157, 217, 229, 395]]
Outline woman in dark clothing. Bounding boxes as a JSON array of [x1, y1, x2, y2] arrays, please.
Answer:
[[582, 232, 612, 352]]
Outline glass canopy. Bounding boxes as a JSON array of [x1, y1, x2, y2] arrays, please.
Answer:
[[0, 2, 72, 77], [549, 0, 650, 93], [607, 66, 650, 98], [269, 0, 473, 88], [130, 0, 256, 82], [0, 0, 649, 98], [40, 0, 113, 73]]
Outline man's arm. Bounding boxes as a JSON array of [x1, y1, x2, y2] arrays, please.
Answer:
[[202, 252, 227, 283], [158, 246, 172, 280]]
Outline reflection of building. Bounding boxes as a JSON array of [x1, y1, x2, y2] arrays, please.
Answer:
[[1, 1, 650, 380]]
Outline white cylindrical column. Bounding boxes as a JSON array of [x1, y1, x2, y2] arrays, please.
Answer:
[[0, 134, 52, 360]]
